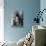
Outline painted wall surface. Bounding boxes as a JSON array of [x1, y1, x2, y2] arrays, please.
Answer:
[[40, 0, 46, 27], [4, 0, 40, 42]]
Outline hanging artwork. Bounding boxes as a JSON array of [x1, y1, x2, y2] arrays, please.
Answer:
[[11, 11, 24, 27]]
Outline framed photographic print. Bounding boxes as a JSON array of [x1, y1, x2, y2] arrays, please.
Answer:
[[11, 11, 24, 27]]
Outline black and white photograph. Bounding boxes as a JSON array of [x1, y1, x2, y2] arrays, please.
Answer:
[[11, 11, 24, 27]]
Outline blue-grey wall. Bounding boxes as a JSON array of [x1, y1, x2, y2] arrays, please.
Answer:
[[40, 0, 46, 27], [4, 0, 40, 42]]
